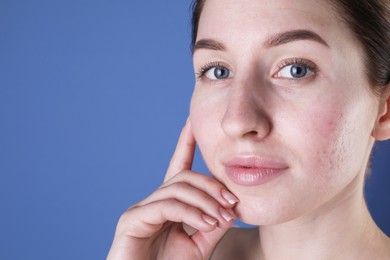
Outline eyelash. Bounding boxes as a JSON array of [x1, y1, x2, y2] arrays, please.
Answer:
[[275, 57, 317, 77], [196, 61, 229, 80], [196, 58, 318, 80]]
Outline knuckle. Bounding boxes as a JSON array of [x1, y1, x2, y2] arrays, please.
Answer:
[[202, 175, 218, 187], [182, 203, 199, 216], [118, 206, 136, 224], [201, 174, 222, 188], [116, 210, 135, 232], [183, 204, 193, 214], [173, 181, 192, 191], [162, 181, 191, 194]]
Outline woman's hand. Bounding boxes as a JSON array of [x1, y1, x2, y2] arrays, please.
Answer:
[[107, 120, 238, 260]]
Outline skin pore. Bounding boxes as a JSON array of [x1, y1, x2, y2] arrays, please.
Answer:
[[190, 0, 390, 259]]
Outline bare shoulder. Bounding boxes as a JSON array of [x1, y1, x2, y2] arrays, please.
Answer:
[[210, 227, 259, 260]]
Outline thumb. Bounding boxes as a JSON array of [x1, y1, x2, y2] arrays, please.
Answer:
[[191, 219, 234, 259]]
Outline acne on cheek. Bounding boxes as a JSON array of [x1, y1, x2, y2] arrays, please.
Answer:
[[303, 107, 349, 174], [314, 113, 368, 186]]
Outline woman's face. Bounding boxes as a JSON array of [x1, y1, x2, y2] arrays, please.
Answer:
[[190, 0, 382, 225]]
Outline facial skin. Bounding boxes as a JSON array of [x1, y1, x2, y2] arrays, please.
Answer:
[[190, 0, 382, 225]]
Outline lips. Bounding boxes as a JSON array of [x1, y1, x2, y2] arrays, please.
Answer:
[[223, 156, 288, 186]]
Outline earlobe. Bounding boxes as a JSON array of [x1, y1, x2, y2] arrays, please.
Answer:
[[372, 85, 390, 141]]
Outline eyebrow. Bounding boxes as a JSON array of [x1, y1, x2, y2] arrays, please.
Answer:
[[192, 39, 226, 54], [192, 29, 329, 54], [264, 29, 329, 48]]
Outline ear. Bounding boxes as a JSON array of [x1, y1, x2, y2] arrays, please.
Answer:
[[372, 85, 390, 141]]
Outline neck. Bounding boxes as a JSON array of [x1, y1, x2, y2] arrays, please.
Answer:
[[257, 174, 387, 260]]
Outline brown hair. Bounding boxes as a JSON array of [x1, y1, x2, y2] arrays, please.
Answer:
[[190, 0, 390, 92], [191, 0, 205, 52]]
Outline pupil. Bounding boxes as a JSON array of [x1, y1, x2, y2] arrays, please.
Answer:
[[214, 67, 229, 79], [290, 65, 307, 78]]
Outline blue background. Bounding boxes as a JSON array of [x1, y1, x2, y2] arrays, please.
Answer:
[[0, 1, 389, 259]]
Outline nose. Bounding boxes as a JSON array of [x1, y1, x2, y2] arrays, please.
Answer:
[[221, 80, 271, 140]]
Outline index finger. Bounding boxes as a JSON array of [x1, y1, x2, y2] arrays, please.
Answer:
[[164, 119, 196, 182]]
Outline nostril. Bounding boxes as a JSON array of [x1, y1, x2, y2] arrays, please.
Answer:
[[243, 130, 260, 138]]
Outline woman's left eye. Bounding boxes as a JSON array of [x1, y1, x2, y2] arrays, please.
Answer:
[[274, 63, 315, 79]]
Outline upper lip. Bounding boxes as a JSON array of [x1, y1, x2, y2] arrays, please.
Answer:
[[223, 155, 289, 169]]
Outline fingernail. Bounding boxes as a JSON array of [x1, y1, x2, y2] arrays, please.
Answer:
[[202, 214, 217, 226], [219, 207, 234, 222], [221, 189, 239, 205]]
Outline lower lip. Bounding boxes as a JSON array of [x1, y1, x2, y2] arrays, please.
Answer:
[[225, 166, 286, 186]]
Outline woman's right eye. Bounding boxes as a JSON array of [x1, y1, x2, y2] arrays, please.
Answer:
[[197, 63, 234, 81], [205, 66, 232, 80]]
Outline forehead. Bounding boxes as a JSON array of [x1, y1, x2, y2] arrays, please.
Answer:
[[197, 0, 344, 43]]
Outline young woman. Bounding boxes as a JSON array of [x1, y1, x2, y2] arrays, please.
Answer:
[[108, 0, 390, 259]]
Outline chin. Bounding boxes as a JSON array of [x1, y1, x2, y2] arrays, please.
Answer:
[[232, 197, 303, 226]]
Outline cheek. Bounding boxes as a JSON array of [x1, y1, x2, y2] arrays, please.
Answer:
[[290, 99, 372, 183], [312, 110, 347, 166], [316, 120, 350, 182], [189, 91, 222, 167]]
